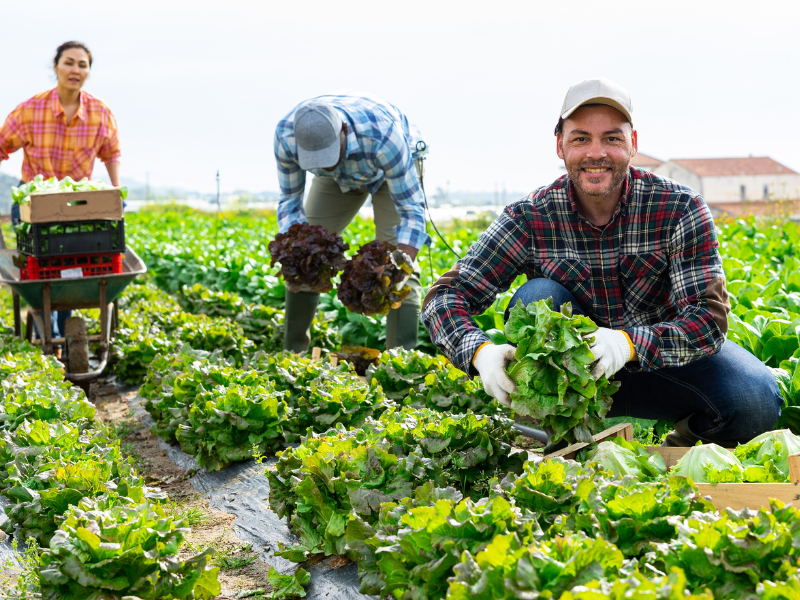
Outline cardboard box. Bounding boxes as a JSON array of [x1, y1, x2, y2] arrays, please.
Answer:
[[20, 188, 123, 223]]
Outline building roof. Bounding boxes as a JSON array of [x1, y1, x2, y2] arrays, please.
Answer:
[[630, 153, 663, 168], [668, 156, 798, 177]]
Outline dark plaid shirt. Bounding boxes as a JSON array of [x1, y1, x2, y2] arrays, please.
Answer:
[[421, 167, 729, 375]]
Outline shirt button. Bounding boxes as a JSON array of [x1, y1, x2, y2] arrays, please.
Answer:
[[605, 276, 613, 282]]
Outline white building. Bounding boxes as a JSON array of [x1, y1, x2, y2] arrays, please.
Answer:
[[652, 157, 800, 203]]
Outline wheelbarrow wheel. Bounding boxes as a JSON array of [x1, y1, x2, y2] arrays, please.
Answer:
[[65, 317, 89, 374]]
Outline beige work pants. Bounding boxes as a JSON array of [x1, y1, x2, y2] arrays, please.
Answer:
[[305, 175, 421, 305]]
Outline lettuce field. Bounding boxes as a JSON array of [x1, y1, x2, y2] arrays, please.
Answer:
[[4, 205, 800, 599]]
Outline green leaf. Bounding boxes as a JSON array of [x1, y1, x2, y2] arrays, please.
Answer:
[[193, 566, 222, 599], [267, 567, 310, 599], [763, 335, 800, 366]]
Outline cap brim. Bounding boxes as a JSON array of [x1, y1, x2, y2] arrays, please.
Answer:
[[561, 98, 632, 123], [297, 141, 341, 170]]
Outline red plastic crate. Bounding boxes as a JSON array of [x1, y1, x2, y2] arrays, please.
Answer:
[[19, 252, 123, 281]]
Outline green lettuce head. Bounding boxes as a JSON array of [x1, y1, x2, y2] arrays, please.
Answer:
[[503, 298, 620, 445], [586, 437, 666, 481], [672, 443, 744, 484], [734, 429, 800, 479]]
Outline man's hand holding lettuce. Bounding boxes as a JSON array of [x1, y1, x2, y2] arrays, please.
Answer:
[[473, 298, 620, 445]]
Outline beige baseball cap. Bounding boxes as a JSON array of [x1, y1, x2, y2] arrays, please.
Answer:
[[560, 78, 633, 123]]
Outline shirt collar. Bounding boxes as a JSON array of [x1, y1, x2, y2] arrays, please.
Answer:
[[617, 170, 632, 216], [342, 113, 359, 159], [566, 168, 633, 221], [51, 88, 86, 122]]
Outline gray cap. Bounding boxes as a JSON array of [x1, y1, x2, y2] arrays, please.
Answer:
[[560, 78, 633, 123], [294, 100, 343, 170]]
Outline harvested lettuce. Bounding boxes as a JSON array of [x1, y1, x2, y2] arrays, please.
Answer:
[[586, 436, 666, 481], [734, 429, 800, 480], [504, 298, 619, 445], [672, 444, 744, 484], [12, 174, 127, 205], [268, 223, 349, 293], [337, 240, 414, 316]]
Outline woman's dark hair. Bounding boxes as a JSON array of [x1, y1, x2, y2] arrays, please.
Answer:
[[54, 41, 92, 67]]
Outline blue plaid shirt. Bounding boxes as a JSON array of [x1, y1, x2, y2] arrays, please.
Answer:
[[274, 94, 431, 249]]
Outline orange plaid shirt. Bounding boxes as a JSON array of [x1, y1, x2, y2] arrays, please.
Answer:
[[0, 88, 121, 183]]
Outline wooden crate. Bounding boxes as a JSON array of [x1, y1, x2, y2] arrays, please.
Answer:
[[647, 446, 800, 510], [543, 423, 800, 510], [21, 188, 123, 223]]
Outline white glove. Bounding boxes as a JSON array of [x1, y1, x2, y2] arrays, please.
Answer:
[[395, 267, 414, 291], [393, 250, 414, 291], [589, 328, 633, 379], [473, 343, 518, 407]]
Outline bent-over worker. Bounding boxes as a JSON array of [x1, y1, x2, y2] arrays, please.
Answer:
[[421, 78, 781, 447], [274, 93, 429, 352]]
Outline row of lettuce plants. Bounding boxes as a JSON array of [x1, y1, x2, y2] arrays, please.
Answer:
[[0, 333, 221, 599], [273, 430, 800, 599]]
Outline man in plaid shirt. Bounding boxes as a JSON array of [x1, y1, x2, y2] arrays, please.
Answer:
[[422, 78, 781, 447], [275, 93, 429, 353]]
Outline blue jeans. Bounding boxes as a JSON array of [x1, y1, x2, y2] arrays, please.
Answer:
[[507, 278, 782, 445], [12, 202, 72, 341]]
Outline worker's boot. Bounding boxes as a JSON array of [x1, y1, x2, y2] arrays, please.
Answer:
[[386, 302, 420, 350], [283, 290, 320, 353], [661, 416, 702, 447]]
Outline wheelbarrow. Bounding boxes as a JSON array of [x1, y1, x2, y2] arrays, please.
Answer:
[[0, 247, 146, 383]]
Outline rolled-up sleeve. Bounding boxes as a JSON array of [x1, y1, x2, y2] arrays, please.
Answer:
[[421, 205, 530, 373], [624, 196, 729, 370], [97, 109, 121, 163], [376, 123, 430, 250], [274, 124, 307, 233]]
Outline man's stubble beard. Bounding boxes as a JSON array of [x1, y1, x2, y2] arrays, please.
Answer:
[[567, 160, 629, 199]]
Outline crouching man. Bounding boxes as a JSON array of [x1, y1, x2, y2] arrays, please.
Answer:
[[421, 78, 781, 447]]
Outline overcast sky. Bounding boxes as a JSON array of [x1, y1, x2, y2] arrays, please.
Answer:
[[1, 0, 798, 197]]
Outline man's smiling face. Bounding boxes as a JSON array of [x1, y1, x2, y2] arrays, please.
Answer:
[[556, 104, 637, 201]]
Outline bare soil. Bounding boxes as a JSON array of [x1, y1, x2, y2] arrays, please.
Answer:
[[511, 413, 547, 453], [513, 434, 546, 452]]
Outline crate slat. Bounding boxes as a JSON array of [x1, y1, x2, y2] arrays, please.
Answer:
[[646, 446, 689, 469], [545, 422, 634, 460], [695, 482, 800, 511]]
